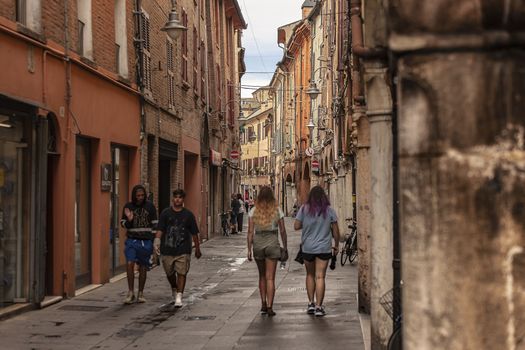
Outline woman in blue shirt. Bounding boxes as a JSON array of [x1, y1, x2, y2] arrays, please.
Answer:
[[294, 186, 340, 316]]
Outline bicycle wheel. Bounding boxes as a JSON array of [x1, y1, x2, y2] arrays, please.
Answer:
[[349, 234, 358, 263], [340, 240, 350, 266], [387, 326, 402, 350]]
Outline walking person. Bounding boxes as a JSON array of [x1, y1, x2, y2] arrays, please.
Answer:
[[294, 186, 340, 317], [236, 193, 245, 233], [230, 193, 241, 234], [155, 189, 202, 308], [247, 186, 287, 317], [120, 184, 158, 304]]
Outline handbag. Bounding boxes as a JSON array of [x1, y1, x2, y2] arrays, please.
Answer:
[[279, 247, 289, 262], [294, 245, 304, 265]]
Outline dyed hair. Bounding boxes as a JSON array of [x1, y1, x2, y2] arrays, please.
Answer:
[[305, 186, 330, 218], [253, 186, 278, 228]]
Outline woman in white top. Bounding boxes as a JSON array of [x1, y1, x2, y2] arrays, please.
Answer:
[[236, 194, 245, 233], [247, 186, 287, 316]]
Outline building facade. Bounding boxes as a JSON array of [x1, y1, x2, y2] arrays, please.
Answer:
[[239, 88, 272, 201], [0, 0, 246, 314], [0, 0, 141, 306]]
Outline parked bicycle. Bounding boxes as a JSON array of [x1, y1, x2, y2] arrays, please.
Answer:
[[340, 218, 358, 266], [380, 284, 402, 350], [219, 211, 231, 236]]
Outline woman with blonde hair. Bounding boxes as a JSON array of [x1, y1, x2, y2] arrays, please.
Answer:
[[247, 186, 287, 316]]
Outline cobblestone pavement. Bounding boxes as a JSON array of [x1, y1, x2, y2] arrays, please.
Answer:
[[0, 218, 364, 350]]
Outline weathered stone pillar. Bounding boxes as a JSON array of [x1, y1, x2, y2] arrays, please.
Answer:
[[355, 109, 372, 314], [366, 63, 393, 350], [389, 1, 525, 348]]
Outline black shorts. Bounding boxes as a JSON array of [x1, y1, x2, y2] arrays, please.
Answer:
[[302, 252, 332, 262]]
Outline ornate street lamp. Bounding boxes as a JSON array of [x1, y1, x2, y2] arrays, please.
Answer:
[[306, 81, 320, 100], [161, 0, 187, 40]]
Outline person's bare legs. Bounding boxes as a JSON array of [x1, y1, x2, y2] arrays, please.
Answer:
[[265, 258, 278, 314], [315, 258, 329, 307], [138, 265, 147, 293], [304, 260, 316, 304], [126, 262, 135, 292], [255, 259, 267, 308], [176, 274, 187, 293]]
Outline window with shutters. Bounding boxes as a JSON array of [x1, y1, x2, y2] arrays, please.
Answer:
[[167, 39, 175, 108], [140, 10, 152, 93], [227, 81, 233, 126], [193, 27, 198, 94], [181, 9, 188, 85], [216, 64, 222, 116], [114, 0, 129, 77], [77, 0, 93, 58], [200, 40, 205, 101], [17, 0, 42, 32]]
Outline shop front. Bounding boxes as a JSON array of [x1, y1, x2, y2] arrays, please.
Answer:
[[0, 95, 48, 309]]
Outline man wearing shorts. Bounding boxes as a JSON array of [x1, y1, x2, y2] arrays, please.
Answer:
[[155, 189, 201, 307], [121, 184, 158, 304]]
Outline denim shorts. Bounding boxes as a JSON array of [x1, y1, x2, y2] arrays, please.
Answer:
[[125, 239, 153, 267]]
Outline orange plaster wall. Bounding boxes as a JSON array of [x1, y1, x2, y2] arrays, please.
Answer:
[[0, 30, 141, 296]]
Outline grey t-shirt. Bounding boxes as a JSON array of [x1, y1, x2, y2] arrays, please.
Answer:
[[296, 205, 338, 254]]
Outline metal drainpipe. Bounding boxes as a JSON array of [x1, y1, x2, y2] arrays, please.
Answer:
[[134, 0, 146, 184], [389, 53, 402, 329], [349, 0, 387, 59]]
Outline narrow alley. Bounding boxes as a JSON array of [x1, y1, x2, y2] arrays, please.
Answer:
[[0, 218, 364, 350]]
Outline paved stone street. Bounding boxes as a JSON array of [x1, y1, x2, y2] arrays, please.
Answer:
[[0, 218, 364, 350]]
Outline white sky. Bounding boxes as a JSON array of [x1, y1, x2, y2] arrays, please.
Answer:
[[238, 0, 305, 97]]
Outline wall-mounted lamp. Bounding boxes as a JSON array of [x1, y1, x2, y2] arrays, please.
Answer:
[[161, 0, 187, 40], [0, 115, 13, 128], [306, 82, 320, 100]]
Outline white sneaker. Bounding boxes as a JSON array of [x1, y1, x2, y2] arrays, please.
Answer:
[[124, 291, 135, 304], [175, 292, 183, 308]]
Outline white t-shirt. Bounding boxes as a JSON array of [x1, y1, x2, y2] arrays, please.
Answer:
[[238, 199, 245, 213], [248, 206, 284, 231]]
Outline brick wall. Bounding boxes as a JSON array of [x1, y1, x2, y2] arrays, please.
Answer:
[[0, 0, 15, 21]]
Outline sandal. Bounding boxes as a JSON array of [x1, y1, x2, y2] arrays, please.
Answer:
[[260, 302, 268, 315], [267, 307, 276, 317]]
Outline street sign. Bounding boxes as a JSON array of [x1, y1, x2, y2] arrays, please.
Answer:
[[311, 159, 319, 172], [230, 150, 240, 159], [305, 147, 314, 157]]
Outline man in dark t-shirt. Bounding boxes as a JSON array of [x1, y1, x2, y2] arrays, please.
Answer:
[[155, 189, 201, 308], [120, 184, 158, 304]]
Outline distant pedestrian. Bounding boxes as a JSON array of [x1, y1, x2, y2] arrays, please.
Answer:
[[236, 194, 245, 233], [247, 186, 287, 317], [230, 193, 241, 234], [155, 189, 202, 308], [120, 184, 158, 304], [248, 197, 254, 210], [294, 186, 340, 317], [244, 198, 249, 213]]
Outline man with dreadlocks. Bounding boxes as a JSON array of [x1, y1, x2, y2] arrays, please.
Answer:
[[247, 186, 288, 317], [120, 184, 158, 304]]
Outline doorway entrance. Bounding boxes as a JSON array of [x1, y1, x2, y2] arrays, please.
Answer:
[[75, 137, 92, 288], [109, 146, 129, 276]]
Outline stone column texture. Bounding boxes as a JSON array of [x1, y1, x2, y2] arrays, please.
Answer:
[[391, 1, 525, 348]]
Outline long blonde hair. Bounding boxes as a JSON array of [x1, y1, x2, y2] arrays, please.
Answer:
[[253, 186, 278, 228]]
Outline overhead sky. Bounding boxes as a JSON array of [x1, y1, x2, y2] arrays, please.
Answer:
[[238, 0, 305, 98]]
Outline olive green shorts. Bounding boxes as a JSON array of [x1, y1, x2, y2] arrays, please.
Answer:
[[253, 230, 280, 260]]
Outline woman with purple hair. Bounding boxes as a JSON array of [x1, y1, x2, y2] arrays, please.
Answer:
[[294, 186, 340, 317]]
